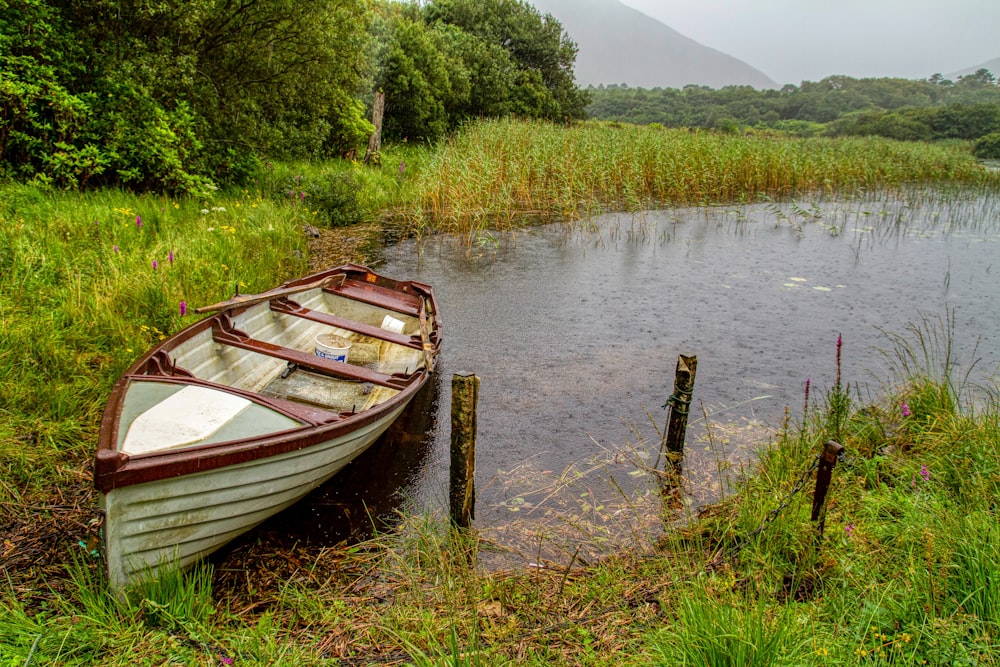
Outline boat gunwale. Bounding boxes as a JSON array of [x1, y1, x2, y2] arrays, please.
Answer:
[[94, 265, 440, 493]]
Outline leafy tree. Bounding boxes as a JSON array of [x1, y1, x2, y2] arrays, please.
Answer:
[[424, 0, 590, 122], [376, 14, 468, 142], [0, 0, 97, 183], [2, 0, 374, 190]]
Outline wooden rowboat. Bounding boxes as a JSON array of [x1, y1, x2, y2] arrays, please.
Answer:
[[93, 264, 440, 589]]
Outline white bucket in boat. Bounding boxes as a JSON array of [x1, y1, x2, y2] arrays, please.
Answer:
[[381, 314, 405, 333], [314, 334, 352, 362]]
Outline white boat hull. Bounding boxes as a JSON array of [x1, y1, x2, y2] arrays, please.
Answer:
[[100, 401, 407, 589]]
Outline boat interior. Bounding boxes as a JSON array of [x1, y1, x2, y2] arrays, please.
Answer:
[[131, 283, 434, 418]]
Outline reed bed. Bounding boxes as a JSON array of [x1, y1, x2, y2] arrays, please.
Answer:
[[408, 118, 995, 237]]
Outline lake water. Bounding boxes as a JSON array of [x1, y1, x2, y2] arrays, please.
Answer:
[[246, 189, 1000, 565]]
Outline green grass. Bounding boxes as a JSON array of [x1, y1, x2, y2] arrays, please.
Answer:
[[2, 118, 1000, 665]]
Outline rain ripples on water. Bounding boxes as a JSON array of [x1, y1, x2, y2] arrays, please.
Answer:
[[259, 187, 1000, 565]]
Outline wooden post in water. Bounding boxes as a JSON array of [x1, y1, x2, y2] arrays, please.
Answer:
[[662, 354, 698, 469], [449, 372, 479, 529]]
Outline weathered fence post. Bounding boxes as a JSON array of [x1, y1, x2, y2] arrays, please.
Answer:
[[363, 91, 385, 165], [662, 354, 698, 468], [449, 372, 479, 529], [810, 440, 844, 537]]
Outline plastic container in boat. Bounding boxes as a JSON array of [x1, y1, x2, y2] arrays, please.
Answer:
[[381, 315, 405, 333], [314, 334, 352, 362]]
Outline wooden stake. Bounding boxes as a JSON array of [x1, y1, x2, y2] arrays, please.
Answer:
[[663, 354, 697, 465], [810, 440, 844, 534], [449, 372, 479, 528], [363, 91, 385, 165]]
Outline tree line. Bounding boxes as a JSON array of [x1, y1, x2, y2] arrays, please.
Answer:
[[586, 71, 1000, 157], [4, 0, 999, 195], [0, 0, 589, 192]]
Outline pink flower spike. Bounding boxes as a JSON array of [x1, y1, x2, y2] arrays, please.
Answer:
[[152, 259, 158, 270], [901, 402, 911, 417], [113, 245, 119, 253], [920, 465, 930, 482], [845, 522, 855, 537], [180, 301, 187, 316], [169, 250, 175, 264], [136, 215, 143, 228]]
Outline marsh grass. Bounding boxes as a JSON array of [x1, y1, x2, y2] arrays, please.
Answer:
[[0, 184, 311, 495], [406, 119, 997, 240]]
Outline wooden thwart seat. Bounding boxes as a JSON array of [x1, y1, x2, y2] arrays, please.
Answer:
[[211, 316, 417, 390], [329, 278, 423, 317], [271, 297, 421, 349]]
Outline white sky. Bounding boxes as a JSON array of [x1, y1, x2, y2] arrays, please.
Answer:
[[617, 0, 1000, 84]]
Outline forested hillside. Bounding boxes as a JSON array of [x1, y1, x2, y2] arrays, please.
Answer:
[[586, 71, 1000, 147], [0, 0, 589, 192]]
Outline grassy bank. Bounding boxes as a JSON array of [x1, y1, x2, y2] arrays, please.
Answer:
[[2, 121, 999, 665], [4, 326, 998, 665]]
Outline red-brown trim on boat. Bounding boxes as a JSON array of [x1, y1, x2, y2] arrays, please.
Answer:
[[93, 372, 425, 492], [93, 264, 441, 494]]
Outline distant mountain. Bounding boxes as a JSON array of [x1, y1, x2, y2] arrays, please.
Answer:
[[531, 0, 777, 89], [947, 57, 1000, 80]]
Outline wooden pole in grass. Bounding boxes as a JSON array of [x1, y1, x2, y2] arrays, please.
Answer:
[[450, 372, 479, 529], [811, 440, 844, 537], [662, 355, 698, 469]]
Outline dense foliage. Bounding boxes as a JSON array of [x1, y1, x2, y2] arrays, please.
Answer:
[[0, 0, 589, 191], [371, 0, 589, 143], [1, 0, 374, 192], [587, 70, 1000, 141]]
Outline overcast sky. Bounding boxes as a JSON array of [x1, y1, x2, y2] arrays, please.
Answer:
[[617, 0, 1000, 84]]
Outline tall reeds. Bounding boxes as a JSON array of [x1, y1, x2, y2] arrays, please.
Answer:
[[406, 118, 995, 238]]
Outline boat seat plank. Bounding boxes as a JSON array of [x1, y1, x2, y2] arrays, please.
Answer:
[[271, 298, 422, 349], [211, 318, 414, 390], [328, 279, 423, 317]]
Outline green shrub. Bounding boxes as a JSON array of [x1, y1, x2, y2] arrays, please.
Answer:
[[972, 131, 1000, 159], [301, 172, 366, 228]]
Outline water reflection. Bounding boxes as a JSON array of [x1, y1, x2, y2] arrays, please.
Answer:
[[258, 190, 1000, 564]]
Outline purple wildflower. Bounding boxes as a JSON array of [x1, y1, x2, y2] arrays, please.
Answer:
[[168, 250, 175, 264], [845, 523, 855, 537], [901, 402, 911, 417], [219, 654, 233, 665], [136, 215, 143, 229], [920, 465, 929, 482], [179, 301, 187, 316], [113, 245, 119, 253], [152, 259, 158, 270], [399, 160, 406, 175]]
